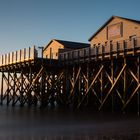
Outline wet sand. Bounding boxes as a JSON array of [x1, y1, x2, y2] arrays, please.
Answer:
[[0, 106, 139, 140]]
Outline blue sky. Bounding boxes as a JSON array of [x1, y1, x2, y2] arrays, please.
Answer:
[[0, 0, 140, 55]]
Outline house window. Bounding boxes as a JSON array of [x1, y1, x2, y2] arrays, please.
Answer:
[[107, 22, 123, 39], [56, 53, 58, 56], [129, 35, 136, 41], [46, 55, 48, 58]]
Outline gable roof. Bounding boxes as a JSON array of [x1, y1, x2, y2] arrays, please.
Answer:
[[55, 39, 89, 49], [88, 16, 140, 41], [43, 39, 89, 51]]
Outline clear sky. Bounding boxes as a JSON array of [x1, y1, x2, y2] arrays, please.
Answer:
[[0, 0, 140, 55]]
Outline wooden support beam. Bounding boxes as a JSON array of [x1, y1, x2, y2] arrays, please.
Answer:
[[128, 69, 139, 83], [137, 56, 140, 116], [111, 60, 114, 112], [66, 67, 70, 95], [26, 66, 44, 94], [82, 71, 102, 104], [77, 65, 104, 108], [12, 73, 23, 105], [91, 88, 102, 104], [86, 65, 104, 95], [20, 71, 23, 106], [12, 72, 16, 106], [69, 66, 75, 93], [116, 90, 125, 104], [47, 72, 63, 100], [100, 65, 103, 103], [0, 72, 4, 105], [7, 72, 10, 106], [123, 58, 127, 105], [99, 64, 126, 110], [105, 71, 124, 104], [123, 84, 140, 110], [69, 66, 81, 96]]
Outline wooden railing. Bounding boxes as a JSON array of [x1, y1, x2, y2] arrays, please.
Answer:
[[1, 37, 140, 67], [0, 46, 37, 66], [59, 37, 140, 62]]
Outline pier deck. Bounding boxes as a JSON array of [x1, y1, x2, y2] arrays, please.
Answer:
[[0, 38, 140, 114]]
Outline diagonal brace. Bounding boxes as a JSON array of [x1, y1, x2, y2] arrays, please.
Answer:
[[70, 67, 81, 96], [99, 64, 126, 110], [122, 84, 140, 110], [27, 66, 44, 93], [77, 65, 104, 108]]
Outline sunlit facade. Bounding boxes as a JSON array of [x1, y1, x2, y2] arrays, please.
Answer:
[[89, 16, 140, 48]]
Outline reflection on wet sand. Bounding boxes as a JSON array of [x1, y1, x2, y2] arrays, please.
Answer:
[[1, 134, 140, 140], [0, 106, 139, 140]]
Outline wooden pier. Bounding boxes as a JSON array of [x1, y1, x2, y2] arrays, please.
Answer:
[[0, 38, 140, 113]]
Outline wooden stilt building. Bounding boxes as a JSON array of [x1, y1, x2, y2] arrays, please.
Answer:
[[0, 16, 140, 114]]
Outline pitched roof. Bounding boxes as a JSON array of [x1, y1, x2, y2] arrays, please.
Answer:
[[43, 39, 89, 51], [55, 39, 89, 49], [88, 16, 140, 41]]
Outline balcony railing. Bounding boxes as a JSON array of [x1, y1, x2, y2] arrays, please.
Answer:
[[59, 37, 140, 63]]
